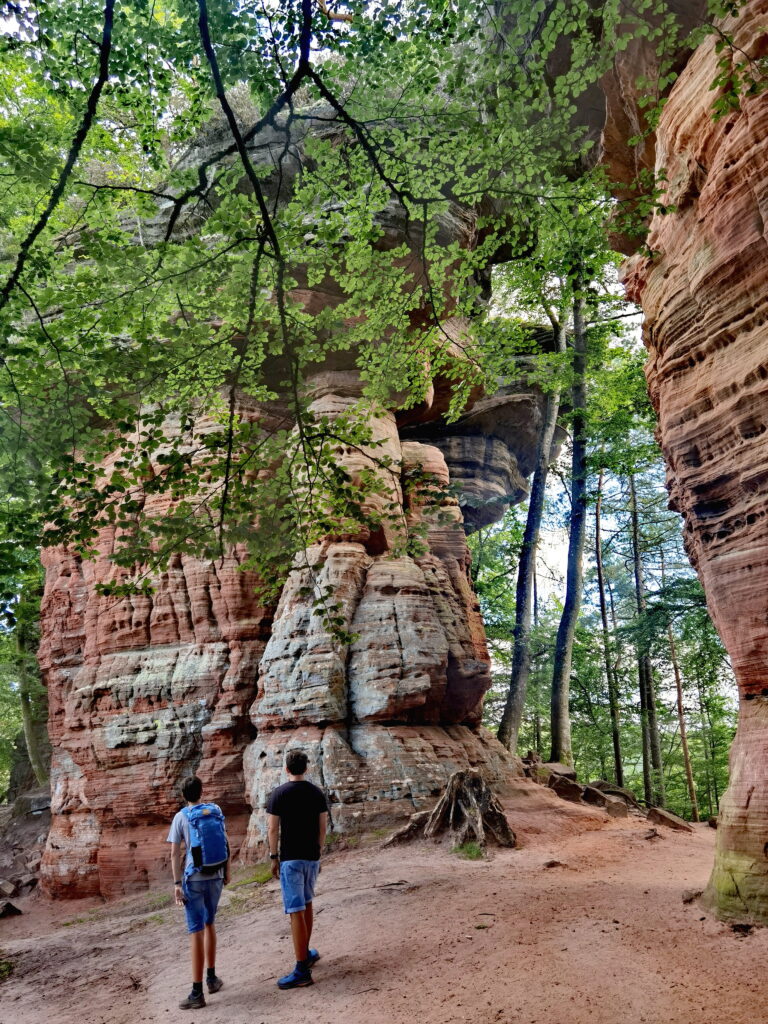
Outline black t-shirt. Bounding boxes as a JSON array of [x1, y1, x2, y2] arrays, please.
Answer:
[[266, 780, 329, 861]]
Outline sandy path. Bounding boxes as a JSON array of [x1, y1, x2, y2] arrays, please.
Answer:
[[2, 789, 766, 1024]]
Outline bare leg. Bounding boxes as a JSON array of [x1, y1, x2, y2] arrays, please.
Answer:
[[289, 909, 310, 962], [204, 923, 217, 972], [305, 901, 313, 948], [190, 931, 205, 984]]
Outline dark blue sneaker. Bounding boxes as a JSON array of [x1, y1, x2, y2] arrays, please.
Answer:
[[179, 990, 206, 1009], [277, 963, 313, 989], [308, 949, 320, 966]]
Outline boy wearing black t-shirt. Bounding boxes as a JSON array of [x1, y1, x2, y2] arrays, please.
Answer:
[[266, 750, 329, 989]]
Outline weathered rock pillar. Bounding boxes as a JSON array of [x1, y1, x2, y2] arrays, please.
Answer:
[[37, 297, 546, 896], [620, 0, 768, 922], [242, 363, 524, 852]]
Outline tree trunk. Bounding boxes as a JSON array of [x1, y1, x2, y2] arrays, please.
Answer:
[[638, 652, 653, 806], [595, 467, 624, 786], [694, 667, 715, 818], [549, 285, 588, 766], [531, 565, 543, 753], [628, 473, 665, 806], [700, 686, 721, 809], [498, 326, 565, 750], [16, 636, 49, 788], [667, 626, 699, 820], [659, 549, 699, 821]]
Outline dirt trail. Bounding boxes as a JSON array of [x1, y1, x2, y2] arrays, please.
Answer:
[[2, 785, 766, 1024]]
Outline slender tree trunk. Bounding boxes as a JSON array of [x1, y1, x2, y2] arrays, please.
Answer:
[[694, 667, 715, 817], [498, 325, 566, 750], [16, 636, 49, 787], [531, 566, 542, 753], [628, 473, 665, 806], [595, 467, 623, 786], [668, 627, 699, 820], [549, 285, 588, 766], [638, 655, 653, 806], [659, 549, 699, 821], [701, 691, 721, 809]]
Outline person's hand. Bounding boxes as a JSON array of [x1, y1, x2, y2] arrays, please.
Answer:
[[271, 858, 280, 879], [174, 883, 185, 906], [223, 871, 230, 886]]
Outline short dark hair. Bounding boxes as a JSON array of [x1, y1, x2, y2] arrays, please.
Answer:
[[286, 750, 308, 775], [181, 775, 203, 802]]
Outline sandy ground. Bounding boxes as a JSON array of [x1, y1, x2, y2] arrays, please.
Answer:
[[2, 784, 767, 1024]]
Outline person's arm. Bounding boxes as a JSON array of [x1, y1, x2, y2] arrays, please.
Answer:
[[318, 810, 328, 854], [171, 842, 185, 905], [267, 812, 280, 878]]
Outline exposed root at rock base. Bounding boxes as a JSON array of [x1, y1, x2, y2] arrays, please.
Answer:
[[384, 769, 515, 850]]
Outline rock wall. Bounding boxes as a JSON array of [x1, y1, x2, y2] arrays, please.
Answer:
[[39, 542, 273, 898], [37, 317, 539, 896], [619, 0, 768, 922]]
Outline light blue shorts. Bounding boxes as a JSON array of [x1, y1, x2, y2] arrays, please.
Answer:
[[182, 876, 224, 933], [279, 859, 319, 914]]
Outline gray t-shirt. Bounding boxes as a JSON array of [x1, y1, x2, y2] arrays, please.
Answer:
[[167, 803, 226, 881]]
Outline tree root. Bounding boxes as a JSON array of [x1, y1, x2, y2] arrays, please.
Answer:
[[384, 769, 515, 850]]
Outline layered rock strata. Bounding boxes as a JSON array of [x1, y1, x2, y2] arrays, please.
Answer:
[[39, 543, 273, 898], [241, 403, 520, 855], [619, 0, 768, 922], [38, 342, 537, 897]]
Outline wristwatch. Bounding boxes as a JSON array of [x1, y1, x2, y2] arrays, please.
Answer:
[[174, 880, 182, 885], [269, 853, 279, 860]]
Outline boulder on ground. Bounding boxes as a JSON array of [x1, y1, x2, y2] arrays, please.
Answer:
[[0, 900, 21, 917], [708, 816, 718, 829], [582, 785, 608, 807], [603, 794, 629, 818], [0, 878, 16, 897], [581, 785, 628, 817], [528, 763, 554, 785], [548, 774, 584, 803], [647, 807, 694, 833], [11, 788, 50, 817], [588, 780, 642, 809], [543, 762, 577, 780]]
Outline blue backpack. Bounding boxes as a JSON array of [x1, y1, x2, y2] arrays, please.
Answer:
[[182, 803, 229, 876]]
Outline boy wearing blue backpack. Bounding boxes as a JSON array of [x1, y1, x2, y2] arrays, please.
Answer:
[[168, 775, 230, 1010]]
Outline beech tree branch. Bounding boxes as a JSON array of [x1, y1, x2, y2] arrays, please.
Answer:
[[0, 0, 116, 314], [317, 0, 353, 22]]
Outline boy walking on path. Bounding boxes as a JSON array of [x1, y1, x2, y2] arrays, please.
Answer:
[[168, 775, 230, 1009], [266, 750, 329, 989]]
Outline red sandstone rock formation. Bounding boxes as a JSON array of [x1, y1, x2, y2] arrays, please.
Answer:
[[37, 312, 538, 898], [619, 0, 768, 922], [39, 542, 273, 897]]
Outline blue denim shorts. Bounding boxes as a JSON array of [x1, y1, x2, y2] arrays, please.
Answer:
[[182, 876, 224, 934], [279, 859, 319, 914]]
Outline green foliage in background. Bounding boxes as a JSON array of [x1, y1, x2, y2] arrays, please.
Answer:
[[0, 0, 720, 599]]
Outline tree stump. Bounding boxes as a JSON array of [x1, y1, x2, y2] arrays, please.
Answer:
[[384, 769, 515, 849]]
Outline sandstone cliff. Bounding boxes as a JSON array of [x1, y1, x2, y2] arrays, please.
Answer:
[[37, 304, 539, 895], [619, 0, 768, 922]]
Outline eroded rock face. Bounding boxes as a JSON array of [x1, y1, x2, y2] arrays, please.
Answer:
[[38, 344, 535, 898], [238, 371, 521, 862], [39, 545, 272, 898], [619, 0, 768, 922], [37, 33, 580, 900]]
